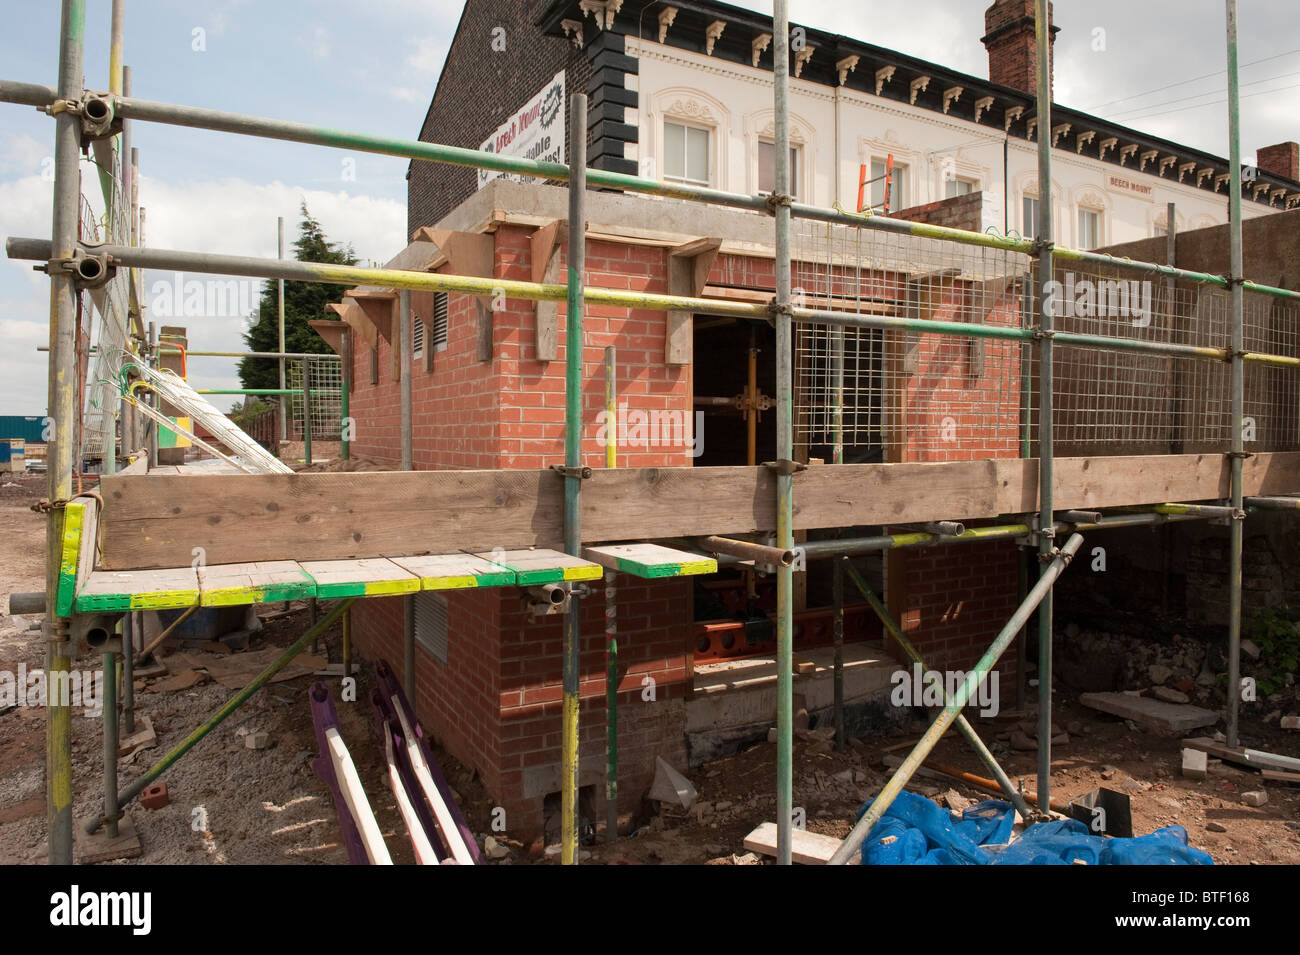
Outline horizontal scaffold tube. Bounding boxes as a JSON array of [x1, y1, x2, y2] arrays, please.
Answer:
[[5, 78, 1298, 301], [698, 535, 795, 567], [1244, 496, 1300, 511], [827, 533, 1085, 865], [3, 237, 766, 321], [9, 237, 1299, 369], [800, 510, 1201, 559]]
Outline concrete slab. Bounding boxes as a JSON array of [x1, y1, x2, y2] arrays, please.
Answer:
[[688, 643, 893, 733], [1079, 692, 1219, 734]]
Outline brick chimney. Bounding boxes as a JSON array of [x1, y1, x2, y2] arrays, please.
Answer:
[[1256, 142, 1299, 182], [982, 0, 1057, 96]]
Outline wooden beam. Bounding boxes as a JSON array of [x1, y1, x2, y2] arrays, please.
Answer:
[[411, 227, 495, 362], [666, 237, 722, 365], [412, 227, 494, 278], [530, 219, 567, 362], [308, 319, 348, 357], [743, 822, 839, 864], [409, 292, 435, 373], [95, 453, 1300, 571]]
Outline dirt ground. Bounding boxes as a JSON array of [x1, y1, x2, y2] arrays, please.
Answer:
[[2, 470, 1298, 865]]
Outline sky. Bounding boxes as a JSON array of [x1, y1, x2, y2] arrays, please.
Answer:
[[1, 0, 1296, 414]]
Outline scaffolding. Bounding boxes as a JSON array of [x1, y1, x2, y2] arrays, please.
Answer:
[[7, 0, 1300, 867]]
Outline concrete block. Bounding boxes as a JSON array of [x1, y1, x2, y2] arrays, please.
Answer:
[[1181, 747, 1208, 780], [1079, 692, 1219, 734], [1242, 790, 1268, 807]]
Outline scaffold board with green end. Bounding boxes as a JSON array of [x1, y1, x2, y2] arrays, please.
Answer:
[[299, 557, 420, 598], [389, 552, 516, 590], [474, 548, 602, 586], [198, 561, 316, 607], [584, 543, 717, 578]]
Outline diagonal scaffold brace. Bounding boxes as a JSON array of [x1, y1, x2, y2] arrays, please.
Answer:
[[828, 533, 1084, 865], [838, 557, 1038, 823]]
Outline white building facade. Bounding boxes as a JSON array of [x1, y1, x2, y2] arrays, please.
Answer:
[[623, 32, 1276, 248]]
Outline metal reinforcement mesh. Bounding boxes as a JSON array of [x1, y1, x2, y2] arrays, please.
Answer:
[[791, 222, 1300, 463], [80, 165, 135, 459], [1037, 260, 1300, 455], [286, 356, 343, 441], [792, 220, 1027, 463]]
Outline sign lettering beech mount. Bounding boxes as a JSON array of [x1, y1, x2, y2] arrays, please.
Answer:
[[478, 70, 566, 190]]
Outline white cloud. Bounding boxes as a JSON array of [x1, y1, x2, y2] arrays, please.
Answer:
[[0, 171, 405, 414], [408, 35, 448, 74], [305, 24, 331, 62], [0, 135, 50, 178], [389, 86, 425, 103]]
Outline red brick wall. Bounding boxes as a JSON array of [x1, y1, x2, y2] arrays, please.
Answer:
[[899, 542, 1021, 703], [496, 575, 690, 835], [492, 226, 693, 470], [348, 223, 695, 838], [347, 225, 1033, 835], [904, 277, 1023, 464]]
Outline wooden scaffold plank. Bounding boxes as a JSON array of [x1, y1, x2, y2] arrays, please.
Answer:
[[76, 567, 201, 613], [476, 548, 602, 586], [388, 552, 516, 591], [198, 561, 317, 607], [584, 543, 717, 578], [299, 557, 421, 598]]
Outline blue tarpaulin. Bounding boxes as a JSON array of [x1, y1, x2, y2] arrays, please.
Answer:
[[859, 790, 1214, 865]]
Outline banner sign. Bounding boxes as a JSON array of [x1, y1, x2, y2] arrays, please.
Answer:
[[477, 69, 566, 189]]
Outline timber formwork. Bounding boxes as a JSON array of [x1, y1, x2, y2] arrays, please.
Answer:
[[7, 0, 1300, 867]]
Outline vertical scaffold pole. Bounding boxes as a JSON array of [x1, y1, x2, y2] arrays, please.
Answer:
[[397, 288, 413, 709], [46, 0, 86, 866], [1033, 0, 1057, 809], [399, 289, 413, 470], [340, 326, 351, 461], [561, 92, 588, 866], [832, 320, 845, 750], [603, 345, 618, 843], [302, 356, 313, 465], [1225, 0, 1245, 748], [772, 0, 795, 867], [102, 649, 119, 838], [278, 217, 287, 445], [100, 0, 124, 475]]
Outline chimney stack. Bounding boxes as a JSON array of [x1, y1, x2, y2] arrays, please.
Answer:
[[982, 0, 1057, 96], [1256, 142, 1299, 182]]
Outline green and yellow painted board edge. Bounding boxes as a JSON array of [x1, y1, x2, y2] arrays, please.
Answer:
[[510, 562, 604, 586], [310, 577, 421, 599], [420, 569, 516, 591], [585, 546, 717, 579], [200, 576, 316, 608], [75, 588, 200, 614], [55, 500, 86, 617], [615, 556, 716, 578]]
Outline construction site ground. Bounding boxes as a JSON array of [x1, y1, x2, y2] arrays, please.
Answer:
[[2, 472, 1298, 865]]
